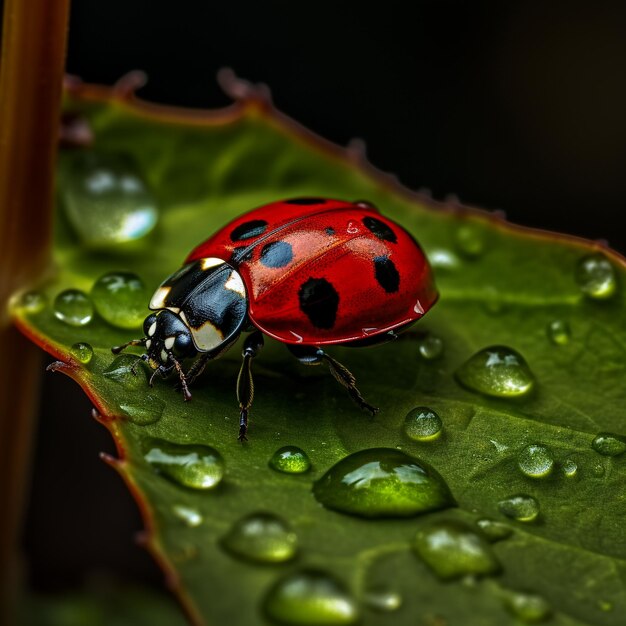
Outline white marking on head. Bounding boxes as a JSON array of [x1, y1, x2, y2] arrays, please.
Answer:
[[161, 349, 169, 362], [201, 257, 224, 270], [224, 271, 246, 297], [150, 286, 171, 310], [148, 321, 157, 336], [164, 336, 175, 350], [145, 339, 152, 349], [191, 321, 224, 351]]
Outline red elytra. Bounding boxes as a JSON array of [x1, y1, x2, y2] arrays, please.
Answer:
[[186, 197, 437, 345]]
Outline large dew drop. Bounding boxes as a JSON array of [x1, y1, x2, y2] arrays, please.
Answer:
[[263, 570, 359, 625], [413, 520, 500, 580], [18, 291, 47, 315], [144, 439, 224, 490], [53, 289, 94, 327], [91, 271, 148, 329], [221, 513, 297, 564], [455, 346, 535, 399], [576, 254, 617, 300], [591, 432, 626, 457], [517, 444, 554, 479], [498, 494, 540, 523], [403, 407, 443, 441], [417, 335, 443, 360], [61, 151, 158, 247], [70, 342, 94, 365], [269, 446, 311, 474], [312, 448, 454, 519]]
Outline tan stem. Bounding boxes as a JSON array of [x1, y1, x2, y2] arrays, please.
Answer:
[[0, 0, 71, 619]]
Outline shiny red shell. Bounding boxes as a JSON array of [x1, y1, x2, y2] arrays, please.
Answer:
[[186, 198, 437, 346]]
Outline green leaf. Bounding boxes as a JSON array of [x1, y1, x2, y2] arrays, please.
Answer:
[[14, 82, 626, 625]]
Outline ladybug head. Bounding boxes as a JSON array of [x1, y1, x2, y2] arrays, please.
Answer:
[[142, 310, 197, 370]]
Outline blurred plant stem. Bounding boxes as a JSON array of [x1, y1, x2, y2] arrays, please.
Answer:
[[0, 0, 70, 621]]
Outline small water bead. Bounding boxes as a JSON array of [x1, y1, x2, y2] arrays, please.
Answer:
[[363, 587, 402, 612], [476, 518, 513, 542], [263, 569, 359, 625], [70, 342, 93, 365], [504, 591, 551, 623], [455, 223, 485, 258], [312, 448, 454, 519], [144, 440, 224, 490], [547, 319, 571, 346], [269, 446, 311, 474], [413, 520, 500, 580], [172, 505, 203, 528], [517, 444, 554, 479], [455, 346, 535, 399], [221, 513, 297, 564], [104, 354, 147, 390], [91, 271, 148, 329], [120, 394, 165, 426], [592, 432, 626, 457], [576, 254, 617, 300], [403, 407, 443, 441], [417, 335, 443, 360], [62, 151, 158, 246], [498, 495, 540, 523], [562, 459, 578, 478], [18, 291, 47, 314], [53, 289, 93, 326]]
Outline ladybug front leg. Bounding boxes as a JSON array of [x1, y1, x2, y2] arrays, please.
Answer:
[[236, 331, 265, 441], [287, 345, 379, 416]]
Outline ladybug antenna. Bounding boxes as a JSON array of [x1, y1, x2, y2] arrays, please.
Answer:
[[111, 337, 147, 355]]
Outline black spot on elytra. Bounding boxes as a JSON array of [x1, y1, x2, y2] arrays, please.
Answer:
[[373, 255, 400, 293], [230, 246, 253, 264], [230, 219, 268, 242], [298, 277, 339, 329], [260, 241, 293, 268], [285, 197, 327, 205], [362, 216, 397, 243], [325, 227, 336, 235]]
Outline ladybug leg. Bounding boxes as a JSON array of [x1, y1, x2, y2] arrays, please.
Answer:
[[288, 345, 379, 415], [185, 353, 211, 386], [236, 331, 265, 441], [168, 352, 192, 401]]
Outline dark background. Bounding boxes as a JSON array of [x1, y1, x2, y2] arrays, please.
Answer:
[[21, 0, 626, 593]]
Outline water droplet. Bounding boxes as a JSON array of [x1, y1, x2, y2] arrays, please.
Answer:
[[61, 151, 158, 246], [221, 513, 297, 564], [263, 570, 359, 625], [476, 518, 513, 542], [363, 587, 402, 612], [547, 320, 571, 345], [120, 394, 165, 425], [91, 271, 148, 329], [70, 342, 93, 365], [404, 407, 443, 441], [455, 346, 535, 398], [429, 249, 460, 270], [592, 462, 606, 477], [312, 448, 454, 519], [417, 335, 443, 360], [504, 590, 551, 623], [498, 495, 540, 523], [18, 291, 47, 314], [103, 354, 147, 390], [592, 432, 626, 457], [561, 459, 578, 478], [144, 439, 224, 490], [413, 520, 500, 580], [517, 444, 554, 479], [53, 289, 94, 326], [455, 223, 485, 258], [576, 254, 617, 300], [269, 446, 311, 474], [172, 504, 203, 527]]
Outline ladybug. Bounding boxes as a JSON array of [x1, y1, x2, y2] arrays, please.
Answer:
[[112, 198, 437, 439]]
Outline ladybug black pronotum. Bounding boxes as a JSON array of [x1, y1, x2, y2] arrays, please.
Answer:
[[112, 198, 438, 440]]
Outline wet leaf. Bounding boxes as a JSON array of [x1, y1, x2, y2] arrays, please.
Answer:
[[13, 81, 626, 625]]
